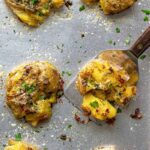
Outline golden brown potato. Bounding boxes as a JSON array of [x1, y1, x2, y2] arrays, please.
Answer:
[[6, 61, 63, 126], [82, 93, 117, 120], [5, 0, 64, 26], [76, 50, 138, 121], [4, 139, 38, 150], [100, 0, 136, 14]]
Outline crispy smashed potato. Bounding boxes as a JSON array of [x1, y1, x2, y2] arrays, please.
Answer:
[[5, 0, 64, 26], [6, 61, 63, 126], [82, 0, 136, 14], [76, 50, 138, 121], [4, 139, 38, 150], [100, 0, 136, 14]]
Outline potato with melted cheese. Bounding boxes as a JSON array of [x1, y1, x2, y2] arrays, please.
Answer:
[[76, 50, 138, 121], [5, 0, 64, 27], [100, 0, 136, 14], [4, 139, 38, 150], [6, 61, 63, 126]]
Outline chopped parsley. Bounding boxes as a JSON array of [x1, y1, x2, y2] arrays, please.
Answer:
[[67, 124, 72, 129], [144, 16, 149, 21], [108, 39, 113, 44], [31, 0, 38, 5], [90, 101, 99, 108], [39, 95, 46, 100], [15, 133, 22, 141], [117, 108, 122, 113], [142, 9, 150, 15], [79, 5, 85, 11], [115, 27, 120, 33], [140, 54, 146, 60], [61, 71, 72, 77], [125, 35, 131, 45], [21, 82, 36, 94]]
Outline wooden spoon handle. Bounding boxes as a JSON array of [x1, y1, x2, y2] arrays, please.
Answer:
[[130, 26, 150, 58]]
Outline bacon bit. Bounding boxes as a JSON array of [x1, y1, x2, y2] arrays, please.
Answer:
[[130, 108, 143, 120], [118, 75, 125, 84], [106, 118, 116, 125], [74, 113, 90, 124], [65, 0, 72, 9]]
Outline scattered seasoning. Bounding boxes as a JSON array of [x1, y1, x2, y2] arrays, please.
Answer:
[[66, 60, 70, 64], [142, 9, 150, 15], [140, 54, 146, 60], [74, 113, 90, 124], [90, 101, 99, 108], [59, 134, 67, 141], [106, 118, 116, 125], [67, 124, 72, 129], [113, 41, 116, 46], [15, 133, 22, 141], [144, 16, 149, 21], [34, 129, 40, 133], [115, 27, 120, 33], [81, 33, 85, 38], [31, 0, 38, 5], [65, 0, 72, 9], [79, 5, 85, 11], [117, 108, 122, 113], [130, 108, 143, 120], [44, 148, 48, 150]]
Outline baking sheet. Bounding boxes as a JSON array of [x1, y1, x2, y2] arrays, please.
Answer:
[[0, 0, 150, 149]]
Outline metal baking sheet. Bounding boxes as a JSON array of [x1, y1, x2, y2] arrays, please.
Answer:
[[0, 0, 150, 149]]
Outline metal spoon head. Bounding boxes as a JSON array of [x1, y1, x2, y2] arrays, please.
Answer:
[[64, 50, 139, 125]]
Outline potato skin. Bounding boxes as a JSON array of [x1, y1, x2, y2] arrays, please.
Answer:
[[6, 61, 63, 126], [100, 0, 136, 14], [5, 0, 64, 26], [4, 139, 38, 150]]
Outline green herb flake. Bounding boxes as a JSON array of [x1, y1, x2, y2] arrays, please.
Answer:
[[15, 133, 22, 141], [43, 3, 49, 9], [66, 71, 72, 76], [78, 60, 81, 63], [115, 27, 120, 33], [117, 108, 122, 113], [142, 9, 150, 15], [39, 95, 46, 100], [108, 39, 113, 44], [31, 0, 38, 5], [125, 36, 131, 45], [144, 16, 149, 21], [44, 147, 48, 150], [67, 124, 72, 129], [140, 54, 146, 60], [79, 5, 85, 11], [21, 82, 36, 94], [90, 101, 99, 108]]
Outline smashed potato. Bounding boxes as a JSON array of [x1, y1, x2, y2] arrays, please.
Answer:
[[6, 61, 63, 126], [82, 0, 136, 14], [4, 139, 38, 150], [5, 0, 64, 26], [100, 0, 136, 14], [76, 50, 138, 121]]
